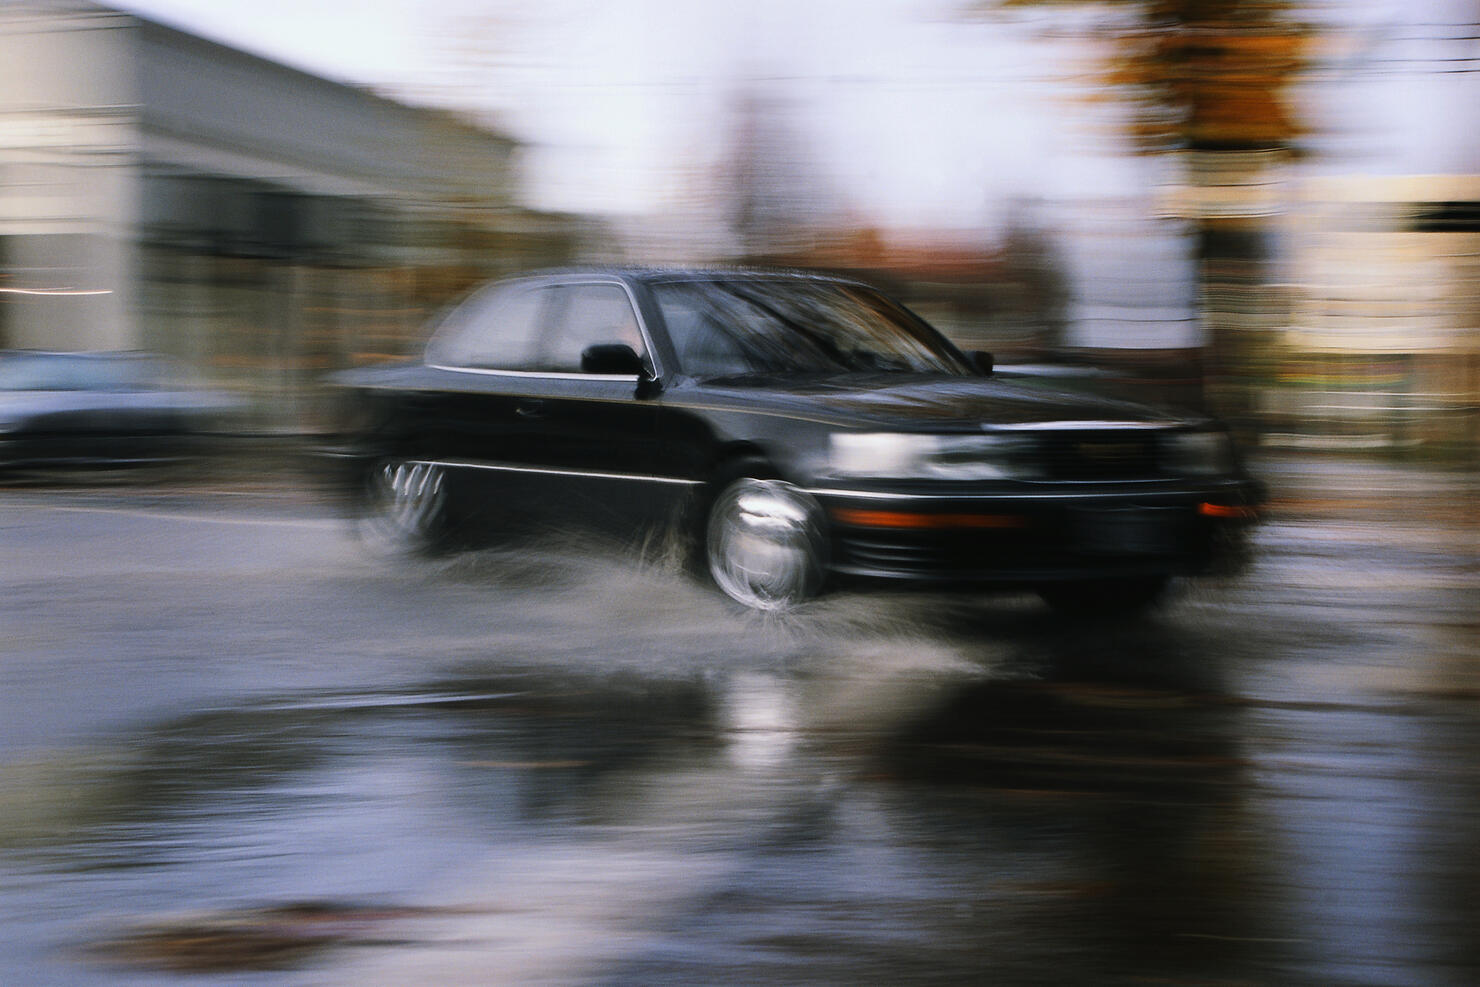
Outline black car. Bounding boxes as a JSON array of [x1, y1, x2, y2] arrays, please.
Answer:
[[329, 268, 1260, 611], [0, 350, 246, 471]]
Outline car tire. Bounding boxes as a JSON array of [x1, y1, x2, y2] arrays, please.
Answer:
[[1036, 576, 1170, 618], [356, 458, 448, 557], [705, 475, 828, 610]]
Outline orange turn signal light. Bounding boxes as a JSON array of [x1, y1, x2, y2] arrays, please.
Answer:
[[831, 508, 1028, 530], [1198, 502, 1259, 520]]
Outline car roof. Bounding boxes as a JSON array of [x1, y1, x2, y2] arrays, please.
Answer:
[[511, 266, 871, 288]]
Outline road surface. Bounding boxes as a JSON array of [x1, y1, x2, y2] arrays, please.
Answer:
[[0, 453, 1475, 985]]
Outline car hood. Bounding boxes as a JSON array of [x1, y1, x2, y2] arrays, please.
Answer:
[[670, 374, 1202, 430]]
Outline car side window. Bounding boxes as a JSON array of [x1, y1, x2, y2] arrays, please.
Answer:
[[536, 283, 646, 373], [426, 283, 548, 370]]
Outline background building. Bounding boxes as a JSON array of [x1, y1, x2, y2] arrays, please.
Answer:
[[1272, 174, 1480, 451], [0, 0, 594, 430]]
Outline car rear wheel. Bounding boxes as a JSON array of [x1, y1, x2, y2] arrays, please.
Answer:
[[705, 477, 827, 610], [1036, 575, 1169, 617], [357, 459, 448, 556]]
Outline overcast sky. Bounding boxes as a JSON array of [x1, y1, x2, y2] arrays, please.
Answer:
[[108, 0, 1477, 228], [105, 0, 1155, 228]]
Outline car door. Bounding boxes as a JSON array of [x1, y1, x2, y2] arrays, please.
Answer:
[[409, 279, 559, 534], [505, 279, 670, 537]]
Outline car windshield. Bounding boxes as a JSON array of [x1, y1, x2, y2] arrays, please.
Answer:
[[0, 353, 167, 391], [651, 279, 972, 378]]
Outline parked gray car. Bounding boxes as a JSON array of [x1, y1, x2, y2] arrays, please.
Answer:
[[0, 350, 246, 470]]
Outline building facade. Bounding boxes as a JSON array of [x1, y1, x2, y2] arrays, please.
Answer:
[[0, 1, 591, 429], [1273, 174, 1480, 451]]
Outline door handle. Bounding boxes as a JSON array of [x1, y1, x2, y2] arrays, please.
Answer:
[[515, 399, 548, 419]]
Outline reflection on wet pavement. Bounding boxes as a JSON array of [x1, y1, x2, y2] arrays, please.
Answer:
[[4, 656, 1476, 985]]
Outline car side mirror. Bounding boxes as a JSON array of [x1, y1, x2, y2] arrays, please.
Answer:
[[970, 350, 994, 375], [581, 343, 645, 376]]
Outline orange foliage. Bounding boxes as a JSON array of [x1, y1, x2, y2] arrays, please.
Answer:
[[981, 0, 1313, 153]]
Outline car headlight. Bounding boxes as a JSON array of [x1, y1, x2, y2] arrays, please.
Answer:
[[828, 432, 1032, 480], [1165, 430, 1235, 476]]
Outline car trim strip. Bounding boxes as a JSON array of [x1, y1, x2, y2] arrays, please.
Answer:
[[414, 458, 702, 486], [426, 364, 642, 382]]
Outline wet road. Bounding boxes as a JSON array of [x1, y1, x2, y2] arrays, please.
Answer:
[[0, 455, 1476, 985]]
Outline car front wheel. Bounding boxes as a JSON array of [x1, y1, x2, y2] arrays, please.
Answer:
[[705, 477, 827, 610]]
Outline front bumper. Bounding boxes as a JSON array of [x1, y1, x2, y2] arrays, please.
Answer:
[[806, 478, 1262, 585]]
